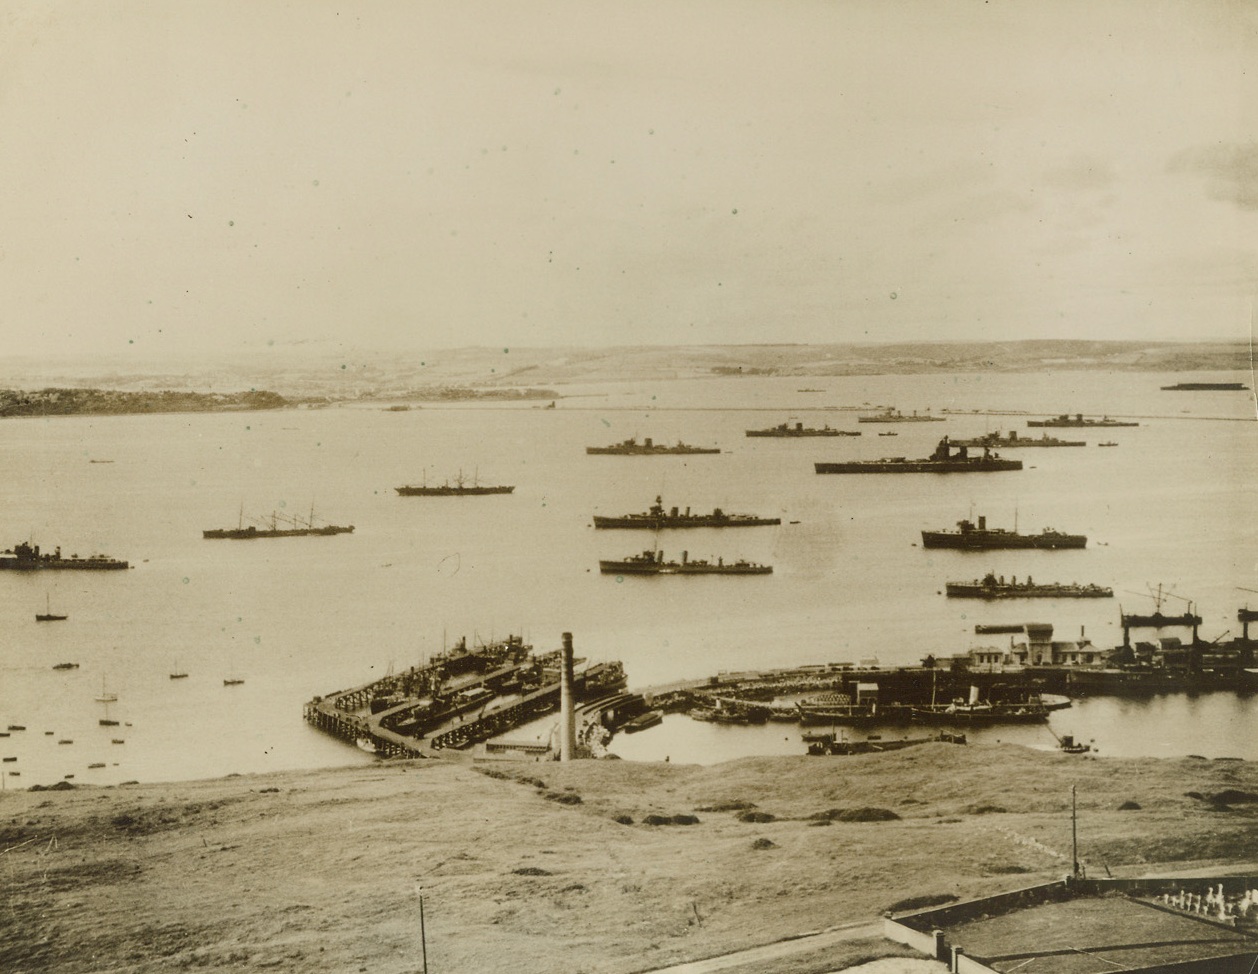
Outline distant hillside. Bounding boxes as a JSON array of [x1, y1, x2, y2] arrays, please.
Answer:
[[0, 340, 1246, 398]]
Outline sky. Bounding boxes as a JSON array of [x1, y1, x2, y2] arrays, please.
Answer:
[[0, 0, 1254, 359]]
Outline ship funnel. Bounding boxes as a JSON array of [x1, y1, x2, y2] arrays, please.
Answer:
[[644, 437, 653, 448], [978, 516, 986, 530], [969, 685, 980, 705], [560, 632, 576, 762]]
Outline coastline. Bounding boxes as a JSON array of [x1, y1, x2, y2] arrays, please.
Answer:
[[6, 745, 1258, 973]]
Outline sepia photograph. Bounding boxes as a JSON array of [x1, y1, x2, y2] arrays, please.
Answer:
[[1, 1, 1256, 972]]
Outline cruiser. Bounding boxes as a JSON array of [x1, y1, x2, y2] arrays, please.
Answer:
[[952, 431, 1085, 448], [594, 497, 780, 529], [0, 542, 128, 571], [745, 422, 859, 437], [586, 437, 720, 455], [857, 408, 945, 423], [945, 572, 1112, 599], [921, 515, 1086, 550], [203, 507, 354, 539], [599, 550, 772, 575], [1027, 413, 1138, 428], [815, 437, 1022, 474]]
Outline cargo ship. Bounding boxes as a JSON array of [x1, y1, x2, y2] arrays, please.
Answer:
[[0, 542, 128, 571], [599, 550, 772, 575], [857, 408, 945, 423], [1027, 413, 1139, 428], [593, 496, 780, 529], [921, 515, 1086, 549], [745, 422, 859, 437], [395, 472, 514, 496], [945, 572, 1112, 599], [1161, 382, 1248, 391], [815, 437, 1022, 474], [204, 508, 354, 538], [586, 437, 720, 455], [910, 700, 1051, 724], [952, 431, 1085, 448]]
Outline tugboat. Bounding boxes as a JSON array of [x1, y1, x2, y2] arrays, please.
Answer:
[[593, 497, 780, 529], [945, 573, 1112, 599], [857, 409, 946, 423], [599, 550, 772, 575], [815, 437, 1022, 474], [745, 422, 859, 437], [36, 593, 67, 621], [395, 471, 515, 496], [952, 431, 1085, 448], [922, 515, 1086, 550], [203, 506, 354, 538], [0, 542, 128, 571], [1027, 413, 1139, 428], [586, 437, 720, 455]]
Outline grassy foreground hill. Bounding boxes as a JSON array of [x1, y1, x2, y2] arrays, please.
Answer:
[[4, 745, 1258, 974]]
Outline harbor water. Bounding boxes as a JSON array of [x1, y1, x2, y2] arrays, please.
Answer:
[[0, 370, 1255, 785]]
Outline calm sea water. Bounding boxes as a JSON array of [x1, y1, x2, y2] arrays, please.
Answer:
[[0, 371, 1254, 785]]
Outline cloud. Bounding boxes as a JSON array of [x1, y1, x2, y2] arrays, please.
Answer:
[[1169, 143, 1258, 210]]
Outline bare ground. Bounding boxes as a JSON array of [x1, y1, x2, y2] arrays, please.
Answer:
[[4, 744, 1258, 974]]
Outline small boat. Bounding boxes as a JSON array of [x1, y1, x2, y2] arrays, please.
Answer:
[[1057, 734, 1092, 755], [99, 719, 119, 727], [58, 739, 73, 745], [7, 725, 25, 731], [356, 737, 378, 754], [170, 660, 188, 679], [622, 710, 664, 733], [1097, 441, 1118, 447], [7, 771, 19, 777], [877, 432, 899, 436], [111, 738, 125, 744], [1, 756, 14, 762], [88, 762, 105, 769], [52, 662, 79, 670], [36, 593, 67, 622], [95, 677, 117, 704], [223, 678, 245, 686]]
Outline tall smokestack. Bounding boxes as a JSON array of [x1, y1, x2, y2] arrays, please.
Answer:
[[560, 632, 576, 762]]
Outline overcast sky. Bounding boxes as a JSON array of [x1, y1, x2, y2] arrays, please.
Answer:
[[1, 0, 1254, 359]]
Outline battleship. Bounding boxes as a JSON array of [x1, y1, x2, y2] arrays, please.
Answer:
[[203, 508, 355, 539], [745, 422, 859, 437], [0, 542, 128, 571], [593, 496, 780, 529], [952, 431, 1085, 448], [599, 550, 772, 575], [945, 572, 1112, 599], [1027, 413, 1139, 428], [814, 437, 1022, 474], [921, 515, 1086, 549], [395, 472, 515, 496], [857, 408, 945, 423], [586, 437, 720, 455]]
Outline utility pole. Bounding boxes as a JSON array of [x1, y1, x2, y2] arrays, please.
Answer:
[[1071, 784, 1079, 880], [420, 893, 429, 974]]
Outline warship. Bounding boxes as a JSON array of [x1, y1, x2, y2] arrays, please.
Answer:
[[593, 497, 780, 529], [586, 437, 720, 455], [203, 507, 354, 538], [1161, 382, 1247, 391], [0, 542, 128, 571], [815, 437, 1022, 474], [745, 422, 859, 437], [952, 431, 1085, 448], [921, 515, 1086, 549], [857, 408, 945, 423], [395, 472, 514, 496], [945, 572, 1112, 599], [599, 550, 772, 575], [1027, 413, 1139, 428]]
